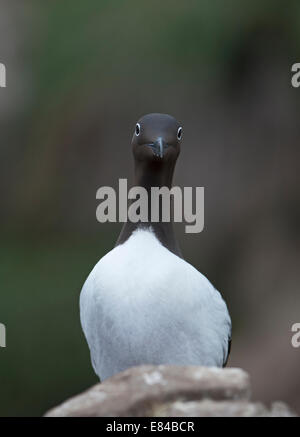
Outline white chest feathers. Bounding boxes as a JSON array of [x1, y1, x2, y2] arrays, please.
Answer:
[[80, 228, 231, 380]]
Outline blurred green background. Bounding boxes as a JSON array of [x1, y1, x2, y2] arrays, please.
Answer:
[[1, 0, 300, 416]]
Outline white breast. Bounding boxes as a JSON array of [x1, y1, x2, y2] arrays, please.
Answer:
[[80, 228, 231, 380]]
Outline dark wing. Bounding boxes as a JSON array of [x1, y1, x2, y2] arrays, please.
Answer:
[[223, 337, 232, 367]]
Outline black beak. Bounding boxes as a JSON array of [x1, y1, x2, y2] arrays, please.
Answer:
[[149, 137, 166, 158]]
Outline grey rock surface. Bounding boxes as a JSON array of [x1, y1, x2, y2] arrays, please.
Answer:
[[45, 365, 296, 417]]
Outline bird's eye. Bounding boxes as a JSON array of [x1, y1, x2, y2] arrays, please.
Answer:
[[177, 127, 183, 140], [135, 123, 141, 136]]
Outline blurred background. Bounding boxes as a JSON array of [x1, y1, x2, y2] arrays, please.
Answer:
[[0, 0, 300, 416]]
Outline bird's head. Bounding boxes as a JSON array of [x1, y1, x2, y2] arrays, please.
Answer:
[[132, 113, 182, 164]]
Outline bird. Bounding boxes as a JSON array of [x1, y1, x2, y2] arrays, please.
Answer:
[[80, 113, 232, 381]]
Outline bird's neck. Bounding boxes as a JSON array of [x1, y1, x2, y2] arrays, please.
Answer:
[[134, 160, 174, 190], [116, 160, 182, 257]]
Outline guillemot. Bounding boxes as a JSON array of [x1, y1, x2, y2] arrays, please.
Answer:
[[80, 113, 232, 381]]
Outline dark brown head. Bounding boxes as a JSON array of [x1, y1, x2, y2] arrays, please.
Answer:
[[132, 113, 182, 164]]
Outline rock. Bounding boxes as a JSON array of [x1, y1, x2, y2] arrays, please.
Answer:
[[269, 402, 297, 417], [154, 400, 268, 417], [44, 365, 296, 417]]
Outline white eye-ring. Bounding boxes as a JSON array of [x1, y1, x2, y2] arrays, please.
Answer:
[[177, 127, 183, 140], [135, 123, 141, 136]]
